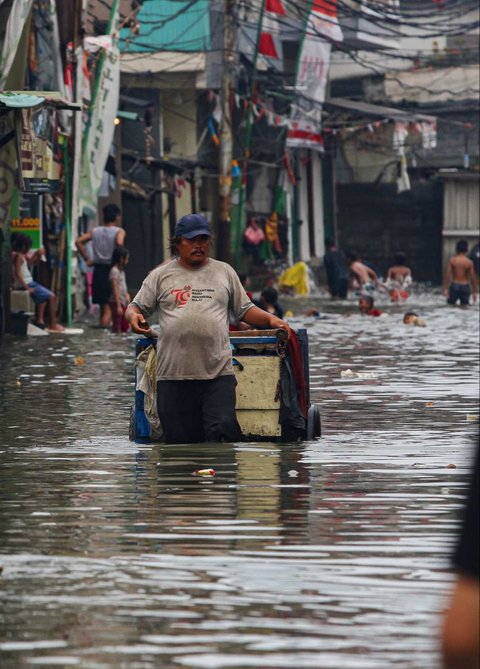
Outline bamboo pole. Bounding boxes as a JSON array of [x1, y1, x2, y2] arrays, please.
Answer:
[[63, 138, 72, 326]]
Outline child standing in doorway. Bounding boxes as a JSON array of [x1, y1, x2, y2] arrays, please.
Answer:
[[109, 247, 130, 333]]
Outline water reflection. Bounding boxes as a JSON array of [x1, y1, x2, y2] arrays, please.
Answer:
[[0, 296, 478, 668]]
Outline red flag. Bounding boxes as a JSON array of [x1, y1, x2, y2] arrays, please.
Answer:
[[313, 0, 337, 18], [258, 0, 285, 59]]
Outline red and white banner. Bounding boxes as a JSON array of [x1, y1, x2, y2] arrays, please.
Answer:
[[258, 0, 285, 61], [287, 0, 342, 151], [311, 0, 343, 43]]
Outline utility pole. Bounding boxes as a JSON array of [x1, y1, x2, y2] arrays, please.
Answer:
[[216, 0, 234, 263], [232, 0, 266, 266]]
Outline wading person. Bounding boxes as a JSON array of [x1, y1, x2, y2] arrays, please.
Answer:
[[125, 213, 291, 444], [444, 240, 477, 306], [358, 294, 382, 317], [403, 311, 426, 327], [256, 286, 284, 319], [324, 238, 349, 299], [347, 251, 380, 295], [386, 251, 412, 302], [75, 203, 126, 327]]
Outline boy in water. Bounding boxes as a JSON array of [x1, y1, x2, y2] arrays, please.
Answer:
[[347, 251, 380, 294], [444, 240, 477, 306], [256, 286, 284, 318], [386, 252, 412, 302], [403, 311, 426, 327], [358, 295, 382, 317]]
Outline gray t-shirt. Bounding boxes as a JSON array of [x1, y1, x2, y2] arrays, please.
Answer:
[[131, 258, 253, 380], [92, 225, 121, 264]]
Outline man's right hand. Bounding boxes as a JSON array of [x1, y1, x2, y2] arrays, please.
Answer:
[[127, 309, 155, 337]]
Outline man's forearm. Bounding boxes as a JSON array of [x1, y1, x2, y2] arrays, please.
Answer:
[[243, 305, 281, 328], [76, 241, 89, 262]]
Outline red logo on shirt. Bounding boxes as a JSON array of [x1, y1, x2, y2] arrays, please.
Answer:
[[170, 285, 192, 308]]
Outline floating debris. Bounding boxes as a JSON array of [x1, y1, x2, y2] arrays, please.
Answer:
[[340, 369, 378, 379], [193, 468, 215, 477]]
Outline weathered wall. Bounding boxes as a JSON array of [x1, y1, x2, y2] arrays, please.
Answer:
[[337, 180, 443, 284], [122, 192, 162, 293]]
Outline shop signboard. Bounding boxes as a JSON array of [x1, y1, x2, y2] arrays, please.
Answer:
[[15, 105, 61, 193]]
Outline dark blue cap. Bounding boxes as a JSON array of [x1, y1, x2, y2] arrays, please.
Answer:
[[174, 214, 211, 239]]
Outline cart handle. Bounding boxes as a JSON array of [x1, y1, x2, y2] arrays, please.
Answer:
[[275, 328, 289, 343]]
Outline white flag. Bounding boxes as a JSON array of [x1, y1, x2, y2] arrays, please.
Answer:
[[79, 5, 120, 216], [0, 0, 35, 88]]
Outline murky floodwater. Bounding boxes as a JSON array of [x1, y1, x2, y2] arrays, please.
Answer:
[[0, 292, 478, 669]]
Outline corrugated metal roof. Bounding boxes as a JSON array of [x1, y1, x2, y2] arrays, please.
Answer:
[[325, 97, 436, 123], [120, 0, 211, 53], [0, 92, 81, 110]]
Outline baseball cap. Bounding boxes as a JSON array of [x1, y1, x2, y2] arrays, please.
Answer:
[[174, 214, 211, 239]]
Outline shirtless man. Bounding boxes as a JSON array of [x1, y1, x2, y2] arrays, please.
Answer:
[[444, 240, 477, 306], [347, 251, 379, 293]]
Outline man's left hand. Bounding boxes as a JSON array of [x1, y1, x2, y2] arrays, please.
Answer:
[[269, 316, 292, 338]]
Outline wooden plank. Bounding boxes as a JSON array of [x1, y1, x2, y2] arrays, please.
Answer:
[[234, 356, 281, 410], [237, 409, 281, 437], [230, 329, 279, 337]]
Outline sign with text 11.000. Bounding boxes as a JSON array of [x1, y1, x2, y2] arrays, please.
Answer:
[[11, 193, 42, 250]]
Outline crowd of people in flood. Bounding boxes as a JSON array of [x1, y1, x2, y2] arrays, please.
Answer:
[[9, 206, 479, 335], [234, 234, 478, 327], [323, 236, 478, 310]]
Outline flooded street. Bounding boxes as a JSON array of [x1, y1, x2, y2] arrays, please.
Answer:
[[0, 294, 478, 669]]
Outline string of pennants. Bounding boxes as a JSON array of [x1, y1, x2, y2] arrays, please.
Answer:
[[206, 90, 437, 151]]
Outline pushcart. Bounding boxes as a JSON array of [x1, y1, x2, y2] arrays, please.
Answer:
[[129, 328, 321, 443]]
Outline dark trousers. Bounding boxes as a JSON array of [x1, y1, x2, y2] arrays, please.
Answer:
[[156, 375, 242, 444], [92, 264, 111, 305], [447, 282, 471, 305], [331, 277, 349, 299]]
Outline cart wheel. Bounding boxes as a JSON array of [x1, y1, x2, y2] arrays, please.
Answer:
[[306, 405, 321, 440], [128, 405, 135, 441]]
